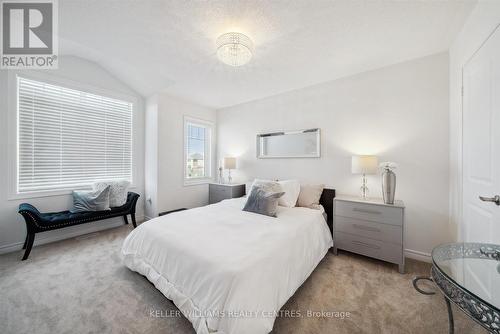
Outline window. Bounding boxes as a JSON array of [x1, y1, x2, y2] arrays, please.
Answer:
[[184, 117, 212, 183], [17, 76, 133, 193]]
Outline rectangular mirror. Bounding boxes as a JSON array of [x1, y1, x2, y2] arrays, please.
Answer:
[[257, 128, 320, 158]]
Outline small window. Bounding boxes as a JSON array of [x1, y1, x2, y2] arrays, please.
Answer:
[[184, 117, 212, 183], [17, 76, 133, 193]]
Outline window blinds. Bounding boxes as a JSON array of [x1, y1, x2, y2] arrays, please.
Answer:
[[17, 77, 133, 193]]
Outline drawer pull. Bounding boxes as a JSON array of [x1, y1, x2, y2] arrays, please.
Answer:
[[351, 240, 381, 250], [353, 208, 381, 215], [352, 224, 380, 232]]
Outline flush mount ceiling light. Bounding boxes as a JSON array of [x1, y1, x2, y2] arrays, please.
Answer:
[[216, 32, 253, 67]]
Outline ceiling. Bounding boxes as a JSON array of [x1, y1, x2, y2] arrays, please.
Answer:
[[59, 0, 476, 108]]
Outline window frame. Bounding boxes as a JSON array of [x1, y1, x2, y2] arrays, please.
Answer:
[[7, 71, 139, 200], [183, 116, 214, 186]]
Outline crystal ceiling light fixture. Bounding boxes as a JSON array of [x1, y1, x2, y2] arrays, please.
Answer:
[[216, 32, 253, 66]]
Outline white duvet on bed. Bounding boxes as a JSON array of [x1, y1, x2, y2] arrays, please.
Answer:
[[121, 197, 333, 334]]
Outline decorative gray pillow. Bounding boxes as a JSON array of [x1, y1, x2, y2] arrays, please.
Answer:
[[249, 179, 282, 194], [93, 180, 130, 207], [243, 187, 285, 218], [71, 186, 111, 213]]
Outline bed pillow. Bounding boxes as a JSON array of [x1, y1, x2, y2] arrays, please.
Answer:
[[71, 186, 111, 213], [93, 180, 130, 207], [277, 179, 301, 207], [249, 179, 282, 194], [297, 184, 325, 208], [243, 187, 284, 218]]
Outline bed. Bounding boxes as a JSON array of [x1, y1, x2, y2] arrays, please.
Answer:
[[121, 188, 335, 334]]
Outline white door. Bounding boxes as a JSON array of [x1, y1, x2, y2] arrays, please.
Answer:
[[462, 25, 500, 304], [463, 26, 500, 245]]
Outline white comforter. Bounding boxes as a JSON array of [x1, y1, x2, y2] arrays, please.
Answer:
[[121, 198, 333, 334]]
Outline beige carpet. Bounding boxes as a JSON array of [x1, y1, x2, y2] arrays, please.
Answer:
[[0, 224, 486, 334]]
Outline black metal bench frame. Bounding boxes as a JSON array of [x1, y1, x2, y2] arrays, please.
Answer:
[[18, 192, 140, 260]]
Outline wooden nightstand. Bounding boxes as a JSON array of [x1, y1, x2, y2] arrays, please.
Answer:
[[209, 183, 245, 204], [333, 195, 405, 273]]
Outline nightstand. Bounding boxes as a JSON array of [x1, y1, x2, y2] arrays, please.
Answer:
[[209, 183, 246, 204], [333, 195, 405, 273]]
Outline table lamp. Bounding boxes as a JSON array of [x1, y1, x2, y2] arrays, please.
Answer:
[[351, 155, 378, 199], [224, 157, 236, 184]]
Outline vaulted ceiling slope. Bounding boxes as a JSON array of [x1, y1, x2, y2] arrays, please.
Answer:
[[60, 0, 476, 108]]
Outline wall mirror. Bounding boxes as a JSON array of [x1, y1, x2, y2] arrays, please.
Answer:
[[257, 128, 321, 158]]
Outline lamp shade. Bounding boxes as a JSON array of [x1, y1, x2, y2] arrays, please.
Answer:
[[223, 157, 236, 169], [351, 156, 378, 174]]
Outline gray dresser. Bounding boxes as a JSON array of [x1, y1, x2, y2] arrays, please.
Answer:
[[209, 183, 246, 204], [333, 195, 405, 273]]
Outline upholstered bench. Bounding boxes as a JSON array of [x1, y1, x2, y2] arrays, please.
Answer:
[[18, 192, 140, 261]]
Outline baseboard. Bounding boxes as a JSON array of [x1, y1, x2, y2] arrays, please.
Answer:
[[405, 249, 431, 263], [0, 215, 144, 255]]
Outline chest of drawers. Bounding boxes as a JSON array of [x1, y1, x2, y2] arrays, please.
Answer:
[[209, 183, 246, 204], [333, 195, 405, 273]]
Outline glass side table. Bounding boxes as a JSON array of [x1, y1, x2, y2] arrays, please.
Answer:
[[414, 243, 500, 334]]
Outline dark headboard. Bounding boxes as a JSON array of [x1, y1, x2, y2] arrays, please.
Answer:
[[319, 188, 336, 234]]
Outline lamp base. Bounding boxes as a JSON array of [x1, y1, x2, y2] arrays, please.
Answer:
[[218, 167, 225, 184], [359, 174, 369, 200], [359, 186, 369, 200]]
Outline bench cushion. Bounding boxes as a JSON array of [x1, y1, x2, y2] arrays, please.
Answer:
[[38, 210, 107, 226]]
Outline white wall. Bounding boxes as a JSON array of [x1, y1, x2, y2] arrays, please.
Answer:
[[144, 95, 159, 219], [0, 56, 145, 254], [449, 0, 500, 242], [217, 53, 450, 260], [144, 94, 216, 217]]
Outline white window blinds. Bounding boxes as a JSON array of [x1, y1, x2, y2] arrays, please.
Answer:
[[17, 77, 133, 193]]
